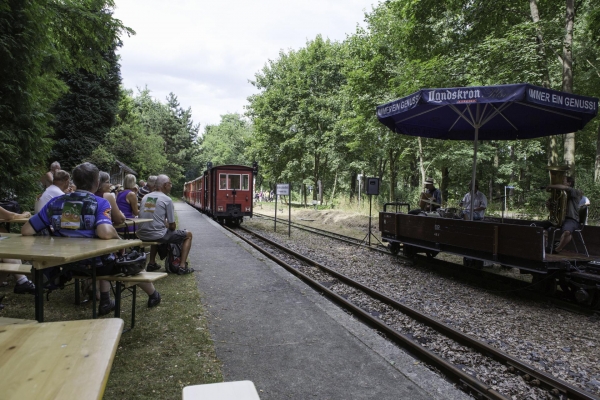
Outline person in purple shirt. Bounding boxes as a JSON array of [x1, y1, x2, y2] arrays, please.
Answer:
[[22, 162, 161, 315], [116, 174, 139, 233]]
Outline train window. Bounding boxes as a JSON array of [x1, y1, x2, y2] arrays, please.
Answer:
[[228, 174, 241, 189], [242, 175, 249, 190], [219, 174, 227, 189]]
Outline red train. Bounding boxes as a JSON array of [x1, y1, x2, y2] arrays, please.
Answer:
[[183, 164, 254, 225]]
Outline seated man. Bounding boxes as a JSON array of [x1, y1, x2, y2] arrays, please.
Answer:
[[137, 175, 156, 204], [137, 174, 194, 274], [547, 176, 582, 253], [35, 169, 70, 213], [41, 161, 61, 189], [420, 178, 442, 211], [0, 206, 35, 295], [460, 180, 487, 220], [22, 162, 161, 315]]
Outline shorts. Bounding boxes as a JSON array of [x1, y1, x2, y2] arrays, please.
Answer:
[[157, 229, 188, 245], [561, 218, 580, 234]]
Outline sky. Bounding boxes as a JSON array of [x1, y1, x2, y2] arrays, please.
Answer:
[[113, 0, 377, 131]]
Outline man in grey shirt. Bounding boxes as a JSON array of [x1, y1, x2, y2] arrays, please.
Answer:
[[137, 174, 194, 274]]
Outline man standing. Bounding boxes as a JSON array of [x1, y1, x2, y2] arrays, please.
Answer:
[[22, 162, 161, 314], [138, 174, 194, 274]]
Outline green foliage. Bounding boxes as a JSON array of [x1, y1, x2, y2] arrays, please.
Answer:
[[197, 113, 252, 168], [0, 0, 131, 207], [50, 43, 122, 170], [88, 88, 199, 195]]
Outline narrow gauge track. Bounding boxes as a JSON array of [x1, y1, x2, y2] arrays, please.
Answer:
[[252, 212, 595, 314], [227, 224, 600, 400], [254, 212, 388, 251]]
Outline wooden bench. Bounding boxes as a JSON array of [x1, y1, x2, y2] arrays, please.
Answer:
[[74, 271, 167, 331], [0, 262, 31, 275], [183, 381, 261, 400], [0, 317, 38, 326]]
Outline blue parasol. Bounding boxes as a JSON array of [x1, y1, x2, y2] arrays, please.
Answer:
[[377, 83, 599, 220]]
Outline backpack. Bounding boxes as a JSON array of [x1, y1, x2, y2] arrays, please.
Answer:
[[165, 243, 182, 273], [0, 200, 21, 214]]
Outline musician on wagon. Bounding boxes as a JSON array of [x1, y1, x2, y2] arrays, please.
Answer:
[[547, 175, 582, 253], [460, 180, 487, 220], [420, 177, 442, 211]]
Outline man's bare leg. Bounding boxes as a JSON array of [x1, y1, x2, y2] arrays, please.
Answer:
[[555, 231, 572, 253], [180, 232, 193, 266]]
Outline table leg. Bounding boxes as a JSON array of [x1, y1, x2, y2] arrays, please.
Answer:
[[92, 266, 97, 319], [33, 268, 44, 322], [115, 282, 122, 318]]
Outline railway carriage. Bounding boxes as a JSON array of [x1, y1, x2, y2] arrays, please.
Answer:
[[184, 164, 254, 225]]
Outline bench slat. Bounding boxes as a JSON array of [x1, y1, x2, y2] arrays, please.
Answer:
[[0, 263, 31, 275]]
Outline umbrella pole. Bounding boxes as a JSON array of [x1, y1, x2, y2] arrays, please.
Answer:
[[469, 126, 479, 221]]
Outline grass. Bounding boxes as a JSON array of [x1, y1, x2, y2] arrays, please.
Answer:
[[0, 216, 223, 399]]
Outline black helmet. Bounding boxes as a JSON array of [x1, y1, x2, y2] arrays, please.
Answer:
[[116, 250, 147, 276]]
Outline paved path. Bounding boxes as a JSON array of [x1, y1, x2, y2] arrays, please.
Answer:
[[176, 202, 467, 400]]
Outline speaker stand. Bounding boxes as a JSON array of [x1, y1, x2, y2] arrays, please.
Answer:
[[360, 194, 384, 247]]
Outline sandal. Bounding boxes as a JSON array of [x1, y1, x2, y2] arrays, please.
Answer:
[[146, 262, 161, 272], [177, 263, 194, 275]]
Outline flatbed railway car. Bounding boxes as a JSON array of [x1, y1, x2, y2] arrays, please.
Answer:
[[184, 164, 253, 225], [380, 204, 600, 308]]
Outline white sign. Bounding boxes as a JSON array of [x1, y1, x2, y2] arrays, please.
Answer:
[[276, 183, 290, 196]]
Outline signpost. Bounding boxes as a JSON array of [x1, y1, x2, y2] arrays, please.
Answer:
[[275, 183, 291, 236]]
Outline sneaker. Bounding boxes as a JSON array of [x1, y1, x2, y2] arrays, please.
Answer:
[[14, 280, 36, 295], [98, 299, 115, 316], [148, 291, 161, 308], [146, 262, 161, 272], [177, 263, 194, 275]]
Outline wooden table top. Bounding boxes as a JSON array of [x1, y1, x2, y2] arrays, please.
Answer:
[[0, 318, 123, 400], [0, 217, 30, 224], [113, 218, 153, 229], [0, 234, 141, 269]]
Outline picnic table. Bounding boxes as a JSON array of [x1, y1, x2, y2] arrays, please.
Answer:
[[0, 233, 141, 321], [0, 318, 123, 400]]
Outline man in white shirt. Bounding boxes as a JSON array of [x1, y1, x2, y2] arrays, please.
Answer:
[[137, 174, 194, 274], [35, 170, 70, 213], [460, 180, 487, 220]]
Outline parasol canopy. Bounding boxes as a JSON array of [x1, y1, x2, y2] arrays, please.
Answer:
[[376, 83, 599, 220]]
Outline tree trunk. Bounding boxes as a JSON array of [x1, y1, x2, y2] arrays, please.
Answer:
[[530, 0, 560, 166], [330, 169, 338, 203], [441, 166, 449, 206], [350, 172, 357, 202], [389, 148, 397, 202], [563, 0, 575, 170]]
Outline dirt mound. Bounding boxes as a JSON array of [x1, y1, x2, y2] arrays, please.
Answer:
[[295, 209, 376, 230]]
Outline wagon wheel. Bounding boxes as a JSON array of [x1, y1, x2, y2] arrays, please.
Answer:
[[389, 243, 400, 255], [403, 245, 416, 260], [558, 277, 575, 300], [426, 251, 439, 259], [532, 273, 557, 295]]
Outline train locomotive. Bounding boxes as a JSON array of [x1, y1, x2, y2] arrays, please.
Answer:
[[184, 164, 255, 225]]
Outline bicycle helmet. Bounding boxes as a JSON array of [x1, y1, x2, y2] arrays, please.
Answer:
[[116, 250, 147, 276]]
